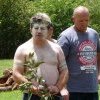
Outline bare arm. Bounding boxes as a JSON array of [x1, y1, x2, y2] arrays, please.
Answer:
[[56, 68, 68, 91], [13, 46, 40, 94], [13, 46, 28, 84], [48, 45, 69, 94], [13, 66, 28, 84], [47, 67, 68, 95], [56, 46, 69, 90]]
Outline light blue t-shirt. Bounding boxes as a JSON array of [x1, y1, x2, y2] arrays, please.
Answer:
[[58, 26, 100, 92]]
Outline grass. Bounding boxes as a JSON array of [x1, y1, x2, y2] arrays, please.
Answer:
[[0, 59, 13, 76], [0, 90, 22, 100], [0, 59, 22, 100], [0, 59, 100, 100]]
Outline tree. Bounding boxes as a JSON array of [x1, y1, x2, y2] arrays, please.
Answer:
[[0, 0, 100, 58], [0, 0, 31, 58]]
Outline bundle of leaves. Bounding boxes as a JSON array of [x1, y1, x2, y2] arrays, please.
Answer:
[[19, 52, 53, 100]]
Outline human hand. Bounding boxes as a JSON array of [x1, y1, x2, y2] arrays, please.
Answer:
[[60, 88, 69, 100], [26, 81, 39, 94], [98, 74, 100, 84], [28, 85, 39, 94], [48, 85, 59, 94]]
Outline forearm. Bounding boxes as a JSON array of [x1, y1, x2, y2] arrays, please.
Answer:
[[13, 71, 28, 84], [56, 69, 68, 90]]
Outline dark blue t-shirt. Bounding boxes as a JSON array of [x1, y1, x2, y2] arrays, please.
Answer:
[[58, 26, 100, 92]]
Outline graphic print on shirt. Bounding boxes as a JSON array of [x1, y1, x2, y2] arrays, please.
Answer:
[[78, 40, 97, 73]]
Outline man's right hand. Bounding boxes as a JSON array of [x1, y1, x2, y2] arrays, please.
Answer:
[[28, 85, 40, 95]]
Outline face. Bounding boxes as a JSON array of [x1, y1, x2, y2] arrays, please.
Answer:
[[73, 12, 89, 32], [31, 23, 48, 40]]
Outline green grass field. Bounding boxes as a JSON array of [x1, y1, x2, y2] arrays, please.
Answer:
[[0, 59, 22, 100], [0, 59, 100, 100], [0, 59, 13, 76]]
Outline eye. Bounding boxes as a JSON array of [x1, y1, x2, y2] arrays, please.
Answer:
[[85, 20, 89, 22], [34, 27, 38, 29], [79, 20, 84, 22], [41, 27, 47, 30], [41, 27, 45, 30]]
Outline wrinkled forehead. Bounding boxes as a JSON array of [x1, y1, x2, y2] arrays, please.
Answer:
[[33, 23, 48, 28]]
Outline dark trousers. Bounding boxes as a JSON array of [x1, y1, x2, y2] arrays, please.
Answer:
[[23, 93, 63, 100], [69, 92, 98, 100]]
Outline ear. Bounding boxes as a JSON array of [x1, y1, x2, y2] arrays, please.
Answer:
[[50, 27, 54, 32], [49, 27, 53, 36], [71, 16, 74, 23]]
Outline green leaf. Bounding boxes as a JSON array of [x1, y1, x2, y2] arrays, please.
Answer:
[[33, 61, 44, 68]]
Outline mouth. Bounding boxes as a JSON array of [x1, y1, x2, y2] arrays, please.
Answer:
[[36, 34, 43, 37]]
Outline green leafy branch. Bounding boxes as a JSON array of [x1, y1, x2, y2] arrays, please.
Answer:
[[19, 52, 54, 100]]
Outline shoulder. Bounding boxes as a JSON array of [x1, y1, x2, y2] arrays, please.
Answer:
[[59, 26, 76, 40], [60, 26, 74, 36], [87, 27, 99, 37], [87, 27, 98, 34], [58, 26, 76, 43], [48, 40, 63, 52], [15, 39, 32, 55], [52, 39, 57, 43]]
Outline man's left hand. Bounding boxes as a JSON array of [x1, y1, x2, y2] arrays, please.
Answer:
[[98, 74, 100, 84], [48, 85, 59, 94]]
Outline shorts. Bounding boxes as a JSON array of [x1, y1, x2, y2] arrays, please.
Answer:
[[69, 92, 98, 100]]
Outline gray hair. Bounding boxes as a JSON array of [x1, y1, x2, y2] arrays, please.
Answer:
[[30, 12, 52, 29], [73, 6, 89, 17]]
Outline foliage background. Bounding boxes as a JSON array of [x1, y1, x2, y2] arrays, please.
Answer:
[[0, 0, 100, 58]]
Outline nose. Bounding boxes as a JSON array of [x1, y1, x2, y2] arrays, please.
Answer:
[[37, 28, 42, 33]]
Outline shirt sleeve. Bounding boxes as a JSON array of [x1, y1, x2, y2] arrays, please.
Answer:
[[57, 33, 70, 58]]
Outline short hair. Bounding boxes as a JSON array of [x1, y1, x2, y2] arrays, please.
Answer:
[[73, 6, 89, 17], [30, 12, 53, 29]]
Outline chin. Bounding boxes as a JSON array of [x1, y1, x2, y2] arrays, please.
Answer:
[[79, 28, 87, 32]]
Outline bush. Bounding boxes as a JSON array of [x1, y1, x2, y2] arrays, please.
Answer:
[[0, 0, 100, 58], [87, 0, 100, 33], [0, 0, 31, 58]]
